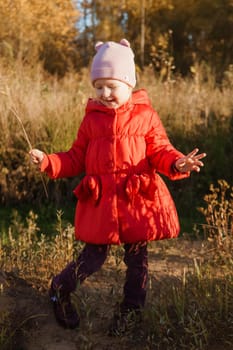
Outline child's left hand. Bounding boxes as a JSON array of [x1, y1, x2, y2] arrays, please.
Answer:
[[175, 148, 206, 173]]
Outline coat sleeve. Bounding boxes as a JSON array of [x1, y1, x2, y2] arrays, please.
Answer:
[[40, 119, 88, 179], [145, 110, 189, 180]]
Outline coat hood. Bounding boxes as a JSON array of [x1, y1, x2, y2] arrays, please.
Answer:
[[85, 89, 152, 114]]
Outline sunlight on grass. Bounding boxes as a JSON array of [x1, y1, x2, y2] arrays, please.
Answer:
[[0, 210, 83, 289], [0, 61, 233, 206]]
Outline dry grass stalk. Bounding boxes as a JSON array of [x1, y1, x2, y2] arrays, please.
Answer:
[[0, 84, 48, 198]]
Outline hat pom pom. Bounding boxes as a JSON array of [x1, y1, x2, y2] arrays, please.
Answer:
[[120, 38, 130, 48], [95, 41, 104, 51]]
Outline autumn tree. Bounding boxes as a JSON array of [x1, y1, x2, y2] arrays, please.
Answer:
[[0, 0, 79, 75], [145, 0, 233, 76], [76, 0, 179, 75], [77, 0, 232, 79], [77, 0, 128, 66], [0, 0, 232, 77]]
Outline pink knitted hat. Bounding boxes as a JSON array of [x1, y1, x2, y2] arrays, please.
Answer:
[[90, 39, 136, 88]]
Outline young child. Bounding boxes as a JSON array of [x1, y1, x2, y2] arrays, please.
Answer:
[[30, 39, 206, 334]]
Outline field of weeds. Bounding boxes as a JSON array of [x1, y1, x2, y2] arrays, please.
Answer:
[[0, 62, 232, 209], [0, 181, 233, 349], [0, 62, 233, 349]]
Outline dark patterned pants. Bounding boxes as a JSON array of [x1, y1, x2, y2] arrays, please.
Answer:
[[52, 242, 148, 310]]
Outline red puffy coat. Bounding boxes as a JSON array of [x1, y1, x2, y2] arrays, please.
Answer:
[[41, 89, 189, 244]]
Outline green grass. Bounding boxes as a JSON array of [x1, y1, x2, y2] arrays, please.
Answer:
[[0, 202, 75, 238]]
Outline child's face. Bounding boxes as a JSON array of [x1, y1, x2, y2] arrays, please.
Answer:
[[94, 79, 132, 109]]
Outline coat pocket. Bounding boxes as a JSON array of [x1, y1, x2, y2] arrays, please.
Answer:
[[125, 173, 158, 202], [73, 175, 101, 204]]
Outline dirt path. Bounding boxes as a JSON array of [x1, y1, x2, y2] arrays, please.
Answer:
[[0, 239, 216, 350]]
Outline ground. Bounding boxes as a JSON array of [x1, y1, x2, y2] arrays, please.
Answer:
[[0, 239, 225, 350]]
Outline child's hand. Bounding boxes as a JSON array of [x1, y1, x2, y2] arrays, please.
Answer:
[[175, 148, 206, 173], [29, 149, 44, 166]]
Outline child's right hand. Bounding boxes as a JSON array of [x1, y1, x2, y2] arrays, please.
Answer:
[[29, 149, 44, 166]]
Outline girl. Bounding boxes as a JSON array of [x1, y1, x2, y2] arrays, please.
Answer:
[[30, 39, 206, 334]]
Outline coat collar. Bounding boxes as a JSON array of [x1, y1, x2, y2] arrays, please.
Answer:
[[85, 89, 152, 114]]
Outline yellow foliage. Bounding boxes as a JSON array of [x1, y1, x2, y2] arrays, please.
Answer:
[[126, 0, 173, 15], [0, 0, 79, 73]]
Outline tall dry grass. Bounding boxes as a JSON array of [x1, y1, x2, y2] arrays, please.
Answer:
[[0, 63, 89, 152], [0, 63, 91, 203], [1, 61, 232, 152], [0, 60, 232, 210], [140, 63, 233, 134]]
